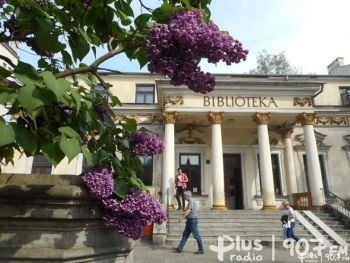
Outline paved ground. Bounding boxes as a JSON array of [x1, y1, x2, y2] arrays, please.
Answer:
[[134, 238, 350, 263]]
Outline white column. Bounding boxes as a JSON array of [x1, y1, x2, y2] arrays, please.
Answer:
[[281, 128, 298, 203], [297, 113, 324, 207], [253, 113, 276, 209], [208, 112, 226, 210], [161, 111, 177, 206]]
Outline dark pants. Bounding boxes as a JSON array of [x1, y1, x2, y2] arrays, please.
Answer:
[[175, 186, 185, 209], [177, 218, 204, 252]]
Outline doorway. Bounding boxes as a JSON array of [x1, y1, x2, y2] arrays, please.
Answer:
[[179, 153, 201, 195], [224, 154, 243, 209]]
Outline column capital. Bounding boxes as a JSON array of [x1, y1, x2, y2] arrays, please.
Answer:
[[207, 112, 224, 125], [162, 111, 177, 124], [296, 113, 317, 125], [281, 127, 294, 138], [252, 112, 271, 125]]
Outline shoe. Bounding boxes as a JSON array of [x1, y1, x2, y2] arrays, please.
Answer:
[[173, 247, 181, 253], [176, 207, 182, 210], [194, 250, 204, 254]]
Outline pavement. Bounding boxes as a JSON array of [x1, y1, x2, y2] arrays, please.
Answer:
[[134, 238, 350, 263]]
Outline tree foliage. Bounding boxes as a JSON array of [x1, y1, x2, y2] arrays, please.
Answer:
[[0, 0, 246, 198], [249, 49, 301, 74]]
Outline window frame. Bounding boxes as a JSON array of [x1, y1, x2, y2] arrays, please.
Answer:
[[31, 155, 53, 174], [136, 155, 154, 186], [135, 84, 155, 104], [339, 86, 350, 106]]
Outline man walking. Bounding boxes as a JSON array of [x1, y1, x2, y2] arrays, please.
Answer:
[[174, 191, 204, 254]]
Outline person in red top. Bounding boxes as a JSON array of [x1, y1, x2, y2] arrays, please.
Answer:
[[175, 168, 189, 210]]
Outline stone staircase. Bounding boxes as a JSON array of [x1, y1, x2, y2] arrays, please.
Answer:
[[167, 210, 313, 246], [306, 210, 350, 245]]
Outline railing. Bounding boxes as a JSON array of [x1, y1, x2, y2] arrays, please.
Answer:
[[292, 192, 313, 210], [322, 188, 350, 227]]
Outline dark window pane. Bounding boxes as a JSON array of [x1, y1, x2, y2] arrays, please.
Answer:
[[179, 153, 201, 195], [31, 155, 52, 174], [136, 156, 153, 186], [257, 154, 282, 195]]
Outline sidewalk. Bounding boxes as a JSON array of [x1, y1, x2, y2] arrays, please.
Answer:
[[134, 238, 350, 263]]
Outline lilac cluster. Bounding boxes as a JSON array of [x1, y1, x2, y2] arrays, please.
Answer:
[[146, 9, 248, 93], [0, 0, 4, 8], [94, 103, 111, 121], [82, 167, 114, 199], [102, 191, 167, 239], [129, 131, 164, 156]]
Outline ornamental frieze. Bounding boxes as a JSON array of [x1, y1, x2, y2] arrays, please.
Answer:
[[164, 96, 184, 106], [314, 116, 349, 126], [293, 97, 312, 107]]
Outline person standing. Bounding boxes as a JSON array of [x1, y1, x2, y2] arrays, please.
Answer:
[[282, 200, 305, 249], [175, 168, 188, 210], [174, 191, 204, 254]]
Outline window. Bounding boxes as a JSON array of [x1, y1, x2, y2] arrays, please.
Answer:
[[94, 84, 108, 100], [136, 156, 153, 186], [31, 155, 52, 174], [303, 154, 329, 191], [135, 85, 155, 104], [339, 87, 350, 105], [257, 153, 283, 196]]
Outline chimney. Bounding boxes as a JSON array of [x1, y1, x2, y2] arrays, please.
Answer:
[[327, 57, 344, 74]]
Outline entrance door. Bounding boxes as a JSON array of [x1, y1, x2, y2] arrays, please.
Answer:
[[224, 154, 243, 209], [180, 154, 201, 195]]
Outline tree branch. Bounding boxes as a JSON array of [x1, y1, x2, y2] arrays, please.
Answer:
[[94, 72, 112, 90], [55, 47, 125, 79]]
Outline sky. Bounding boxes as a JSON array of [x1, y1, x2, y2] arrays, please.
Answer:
[[18, 0, 350, 75]]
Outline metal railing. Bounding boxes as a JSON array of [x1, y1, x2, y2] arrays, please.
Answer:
[[322, 188, 350, 227]]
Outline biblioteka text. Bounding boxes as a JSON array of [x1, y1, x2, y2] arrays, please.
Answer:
[[203, 96, 278, 108]]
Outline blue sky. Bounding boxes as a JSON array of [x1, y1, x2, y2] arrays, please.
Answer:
[[19, 0, 350, 74]]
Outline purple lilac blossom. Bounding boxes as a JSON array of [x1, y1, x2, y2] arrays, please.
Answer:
[[129, 131, 164, 156], [102, 191, 167, 240], [82, 167, 114, 199], [0, 0, 4, 8], [146, 9, 248, 94]]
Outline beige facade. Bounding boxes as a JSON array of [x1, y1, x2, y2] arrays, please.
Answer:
[[2, 73, 350, 210]]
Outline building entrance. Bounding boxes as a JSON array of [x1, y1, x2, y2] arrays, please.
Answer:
[[224, 154, 243, 209]]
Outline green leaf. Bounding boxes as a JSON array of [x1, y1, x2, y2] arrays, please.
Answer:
[[58, 134, 81, 162], [35, 16, 54, 31], [134, 13, 151, 28], [13, 124, 38, 155], [42, 71, 71, 99], [110, 95, 121, 106], [69, 32, 90, 61], [0, 85, 17, 104], [38, 58, 49, 69], [58, 126, 81, 139], [181, 0, 192, 9], [114, 177, 131, 198], [14, 62, 41, 86], [122, 118, 137, 132], [0, 122, 16, 146], [116, 9, 132, 26], [17, 83, 56, 113], [42, 140, 65, 166], [0, 67, 12, 78], [70, 89, 81, 112], [82, 146, 98, 166]]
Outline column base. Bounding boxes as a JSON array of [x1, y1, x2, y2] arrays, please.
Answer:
[[262, 205, 277, 210], [311, 205, 325, 211], [211, 205, 227, 210]]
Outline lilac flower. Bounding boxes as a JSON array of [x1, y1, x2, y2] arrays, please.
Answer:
[[0, 0, 5, 8], [102, 191, 167, 240], [146, 9, 248, 94], [82, 167, 114, 199], [129, 131, 164, 156]]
